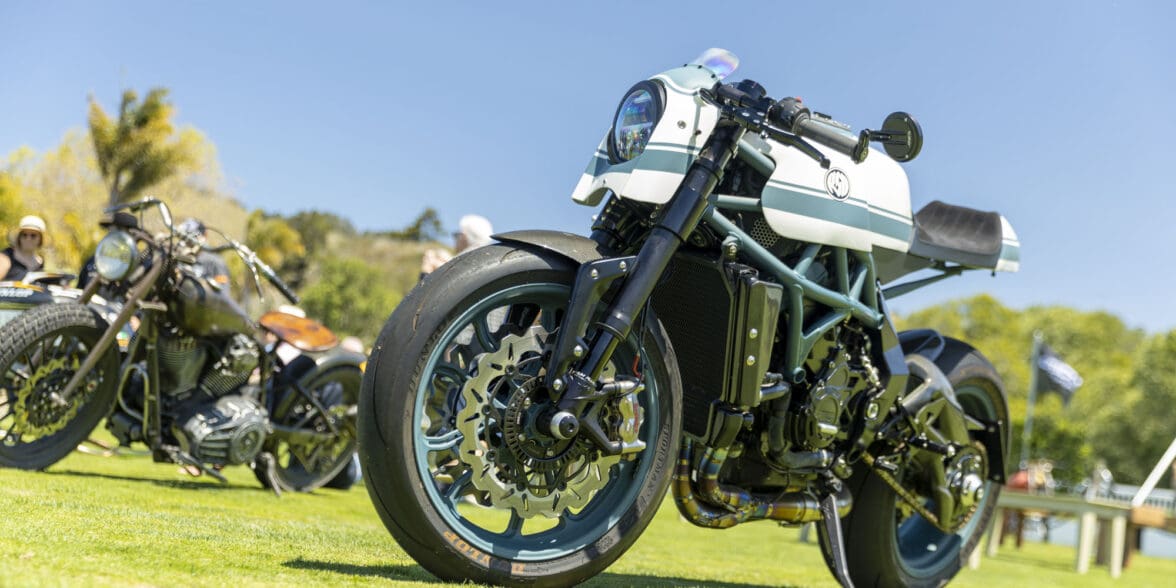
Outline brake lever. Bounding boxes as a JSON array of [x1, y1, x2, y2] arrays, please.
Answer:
[[764, 127, 831, 169]]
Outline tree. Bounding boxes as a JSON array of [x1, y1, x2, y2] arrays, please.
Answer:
[[381, 207, 444, 242], [1090, 330, 1176, 485], [89, 88, 193, 205], [285, 210, 356, 255], [0, 172, 23, 233], [299, 257, 400, 342], [245, 210, 307, 289]]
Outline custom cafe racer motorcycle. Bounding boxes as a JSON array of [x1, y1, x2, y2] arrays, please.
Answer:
[[0, 198, 362, 493], [360, 50, 1019, 587]]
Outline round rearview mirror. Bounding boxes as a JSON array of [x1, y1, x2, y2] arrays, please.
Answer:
[[880, 112, 923, 162]]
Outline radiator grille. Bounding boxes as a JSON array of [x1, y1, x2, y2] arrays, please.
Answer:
[[652, 253, 733, 438]]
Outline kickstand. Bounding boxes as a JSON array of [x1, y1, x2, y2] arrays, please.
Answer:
[[169, 449, 228, 484], [818, 492, 855, 588], [256, 452, 283, 497]]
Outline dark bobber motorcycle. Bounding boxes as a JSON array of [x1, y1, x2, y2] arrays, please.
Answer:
[[359, 50, 1019, 587], [0, 198, 362, 493]]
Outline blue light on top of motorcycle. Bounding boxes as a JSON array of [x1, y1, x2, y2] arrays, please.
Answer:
[[610, 81, 664, 163], [94, 230, 138, 281]]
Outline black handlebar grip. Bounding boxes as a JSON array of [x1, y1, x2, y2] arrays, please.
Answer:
[[793, 115, 869, 163]]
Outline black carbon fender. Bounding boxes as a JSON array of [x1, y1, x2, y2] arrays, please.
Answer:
[[898, 328, 947, 360], [492, 230, 612, 266]]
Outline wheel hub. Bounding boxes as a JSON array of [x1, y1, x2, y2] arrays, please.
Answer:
[[944, 443, 988, 529], [456, 327, 619, 518], [13, 354, 86, 438]]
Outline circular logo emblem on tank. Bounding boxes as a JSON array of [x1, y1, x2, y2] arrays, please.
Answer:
[[825, 169, 851, 200]]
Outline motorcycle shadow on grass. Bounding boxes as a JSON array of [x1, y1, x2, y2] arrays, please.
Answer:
[[283, 558, 793, 588], [41, 468, 269, 493]]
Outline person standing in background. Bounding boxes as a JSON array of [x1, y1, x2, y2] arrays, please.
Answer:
[[419, 214, 494, 279], [0, 215, 47, 281]]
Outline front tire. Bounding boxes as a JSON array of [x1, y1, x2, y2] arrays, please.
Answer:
[[837, 339, 1008, 587], [0, 304, 120, 470], [359, 244, 681, 587]]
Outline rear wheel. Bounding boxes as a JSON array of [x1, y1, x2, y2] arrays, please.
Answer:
[[0, 304, 120, 470], [835, 339, 1007, 587], [258, 363, 361, 492], [360, 244, 681, 587]]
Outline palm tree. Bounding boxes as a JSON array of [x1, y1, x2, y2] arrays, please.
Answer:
[[89, 88, 191, 205]]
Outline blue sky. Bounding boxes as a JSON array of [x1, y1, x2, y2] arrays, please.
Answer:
[[2, 1, 1173, 330]]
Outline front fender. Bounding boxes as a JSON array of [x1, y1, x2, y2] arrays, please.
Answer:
[[492, 230, 611, 266]]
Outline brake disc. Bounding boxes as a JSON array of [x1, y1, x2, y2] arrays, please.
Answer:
[[455, 326, 620, 518], [13, 354, 85, 438]]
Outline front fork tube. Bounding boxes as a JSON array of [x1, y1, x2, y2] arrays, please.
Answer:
[[59, 252, 165, 403], [545, 123, 746, 453]]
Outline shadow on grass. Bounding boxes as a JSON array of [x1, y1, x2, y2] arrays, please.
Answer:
[[284, 558, 794, 587], [43, 469, 261, 493], [283, 559, 432, 583]]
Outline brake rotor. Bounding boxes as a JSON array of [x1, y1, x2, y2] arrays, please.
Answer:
[[12, 354, 88, 438], [455, 326, 619, 518]]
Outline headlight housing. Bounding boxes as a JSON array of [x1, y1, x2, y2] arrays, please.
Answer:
[[609, 81, 665, 163], [94, 231, 138, 281]]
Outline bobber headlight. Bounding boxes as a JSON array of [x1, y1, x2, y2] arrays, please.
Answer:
[[94, 231, 137, 281]]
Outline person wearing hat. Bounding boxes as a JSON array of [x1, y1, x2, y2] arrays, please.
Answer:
[[1, 215, 47, 281], [419, 214, 494, 279]]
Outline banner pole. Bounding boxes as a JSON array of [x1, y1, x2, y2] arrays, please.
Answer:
[[1020, 331, 1043, 470]]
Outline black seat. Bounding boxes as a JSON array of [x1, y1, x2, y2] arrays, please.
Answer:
[[908, 200, 1003, 268]]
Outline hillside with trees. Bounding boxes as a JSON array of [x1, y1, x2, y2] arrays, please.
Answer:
[[1, 86, 442, 343]]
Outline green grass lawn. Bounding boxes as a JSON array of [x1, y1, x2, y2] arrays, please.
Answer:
[[3, 447, 1175, 587]]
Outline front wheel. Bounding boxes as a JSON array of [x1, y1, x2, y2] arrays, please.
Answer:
[[359, 244, 681, 587], [835, 339, 1008, 587], [0, 303, 120, 470]]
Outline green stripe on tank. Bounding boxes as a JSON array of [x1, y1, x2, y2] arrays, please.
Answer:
[[587, 149, 694, 176], [761, 184, 913, 243]]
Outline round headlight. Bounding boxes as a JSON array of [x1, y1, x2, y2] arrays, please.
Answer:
[[610, 81, 664, 163], [94, 231, 138, 281]]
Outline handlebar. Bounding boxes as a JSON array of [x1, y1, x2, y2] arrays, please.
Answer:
[[257, 260, 300, 305], [218, 240, 300, 305], [771, 98, 869, 163], [708, 84, 871, 164]]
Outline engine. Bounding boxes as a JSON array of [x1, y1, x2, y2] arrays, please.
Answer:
[[761, 326, 882, 474], [157, 330, 267, 466], [173, 394, 268, 466]]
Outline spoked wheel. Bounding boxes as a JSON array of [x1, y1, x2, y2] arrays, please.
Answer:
[[834, 338, 1008, 588], [0, 304, 119, 470], [360, 244, 680, 587], [259, 364, 361, 492]]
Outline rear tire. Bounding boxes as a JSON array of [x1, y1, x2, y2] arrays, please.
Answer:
[[836, 339, 1007, 587], [359, 244, 681, 587], [258, 363, 361, 492], [0, 304, 120, 470]]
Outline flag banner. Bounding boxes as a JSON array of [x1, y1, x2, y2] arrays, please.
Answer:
[[1037, 344, 1083, 405]]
